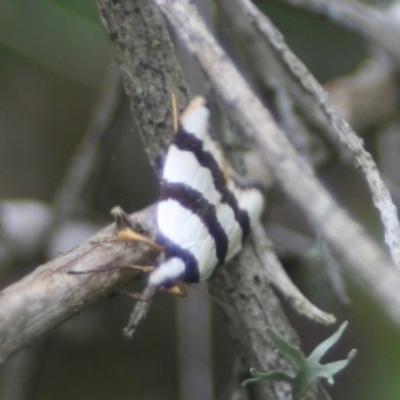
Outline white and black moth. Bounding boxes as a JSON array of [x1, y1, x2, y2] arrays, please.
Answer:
[[147, 96, 264, 292]]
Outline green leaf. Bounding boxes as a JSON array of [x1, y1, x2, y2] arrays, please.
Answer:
[[242, 321, 356, 399]]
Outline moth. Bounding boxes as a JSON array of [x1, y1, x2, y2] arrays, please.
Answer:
[[118, 96, 264, 298]]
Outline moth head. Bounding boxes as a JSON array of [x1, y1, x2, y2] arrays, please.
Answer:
[[148, 257, 186, 288]]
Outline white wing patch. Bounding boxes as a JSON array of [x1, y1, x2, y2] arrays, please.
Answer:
[[163, 145, 220, 205], [158, 199, 219, 277]]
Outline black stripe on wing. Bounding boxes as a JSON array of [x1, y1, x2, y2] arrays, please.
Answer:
[[175, 127, 251, 241], [156, 233, 200, 284], [160, 181, 229, 265]]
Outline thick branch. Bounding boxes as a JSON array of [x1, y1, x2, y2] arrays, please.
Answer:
[[97, 0, 189, 171], [0, 207, 156, 367]]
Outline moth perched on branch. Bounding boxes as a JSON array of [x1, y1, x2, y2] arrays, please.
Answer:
[[100, 96, 264, 300]]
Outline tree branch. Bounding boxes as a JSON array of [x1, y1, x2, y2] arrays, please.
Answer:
[[252, 222, 336, 325], [154, 0, 400, 328], [52, 61, 123, 224], [219, 0, 400, 268], [0, 207, 156, 367], [97, 0, 190, 171]]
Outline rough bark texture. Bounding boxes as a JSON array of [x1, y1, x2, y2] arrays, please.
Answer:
[[97, 0, 189, 172]]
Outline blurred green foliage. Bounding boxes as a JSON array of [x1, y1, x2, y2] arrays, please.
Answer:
[[243, 322, 356, 399], [0, 0, 110, 86]]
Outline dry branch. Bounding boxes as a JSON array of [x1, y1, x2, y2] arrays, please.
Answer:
[[221, 0, 400, 268], [98, 0, 190, 171], [0, 207, 156, 367], [154, 0, 400, 328], [251, 222, 336, 325], [52, 61, 123, 224]]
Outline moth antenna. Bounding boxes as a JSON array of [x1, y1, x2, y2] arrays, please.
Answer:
[[171, 93, 178, 132], [68, 265, 153, 275]]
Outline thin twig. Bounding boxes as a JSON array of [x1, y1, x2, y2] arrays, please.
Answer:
[[226, 0, 400, 267], [217, 0, 315, 162], [252, 222, 336, 325], [318, 234, 351, 306], [123, 287, 154, 338], [52, 61, 123, 224]]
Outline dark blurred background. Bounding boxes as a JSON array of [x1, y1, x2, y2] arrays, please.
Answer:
[[1, 1, 400, 399]]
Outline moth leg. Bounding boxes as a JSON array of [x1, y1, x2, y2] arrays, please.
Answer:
[[76, 207, 161, 274], [171, 93, 179, 132], [120, 283, 186, 301], [163, 283, 187, 298], [115, 229, 164, 252], [94, 206, 164, 252]]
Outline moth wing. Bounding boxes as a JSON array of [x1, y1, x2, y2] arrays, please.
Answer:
[[216, 202, 242, 262], [157, 199, 218, 276]]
